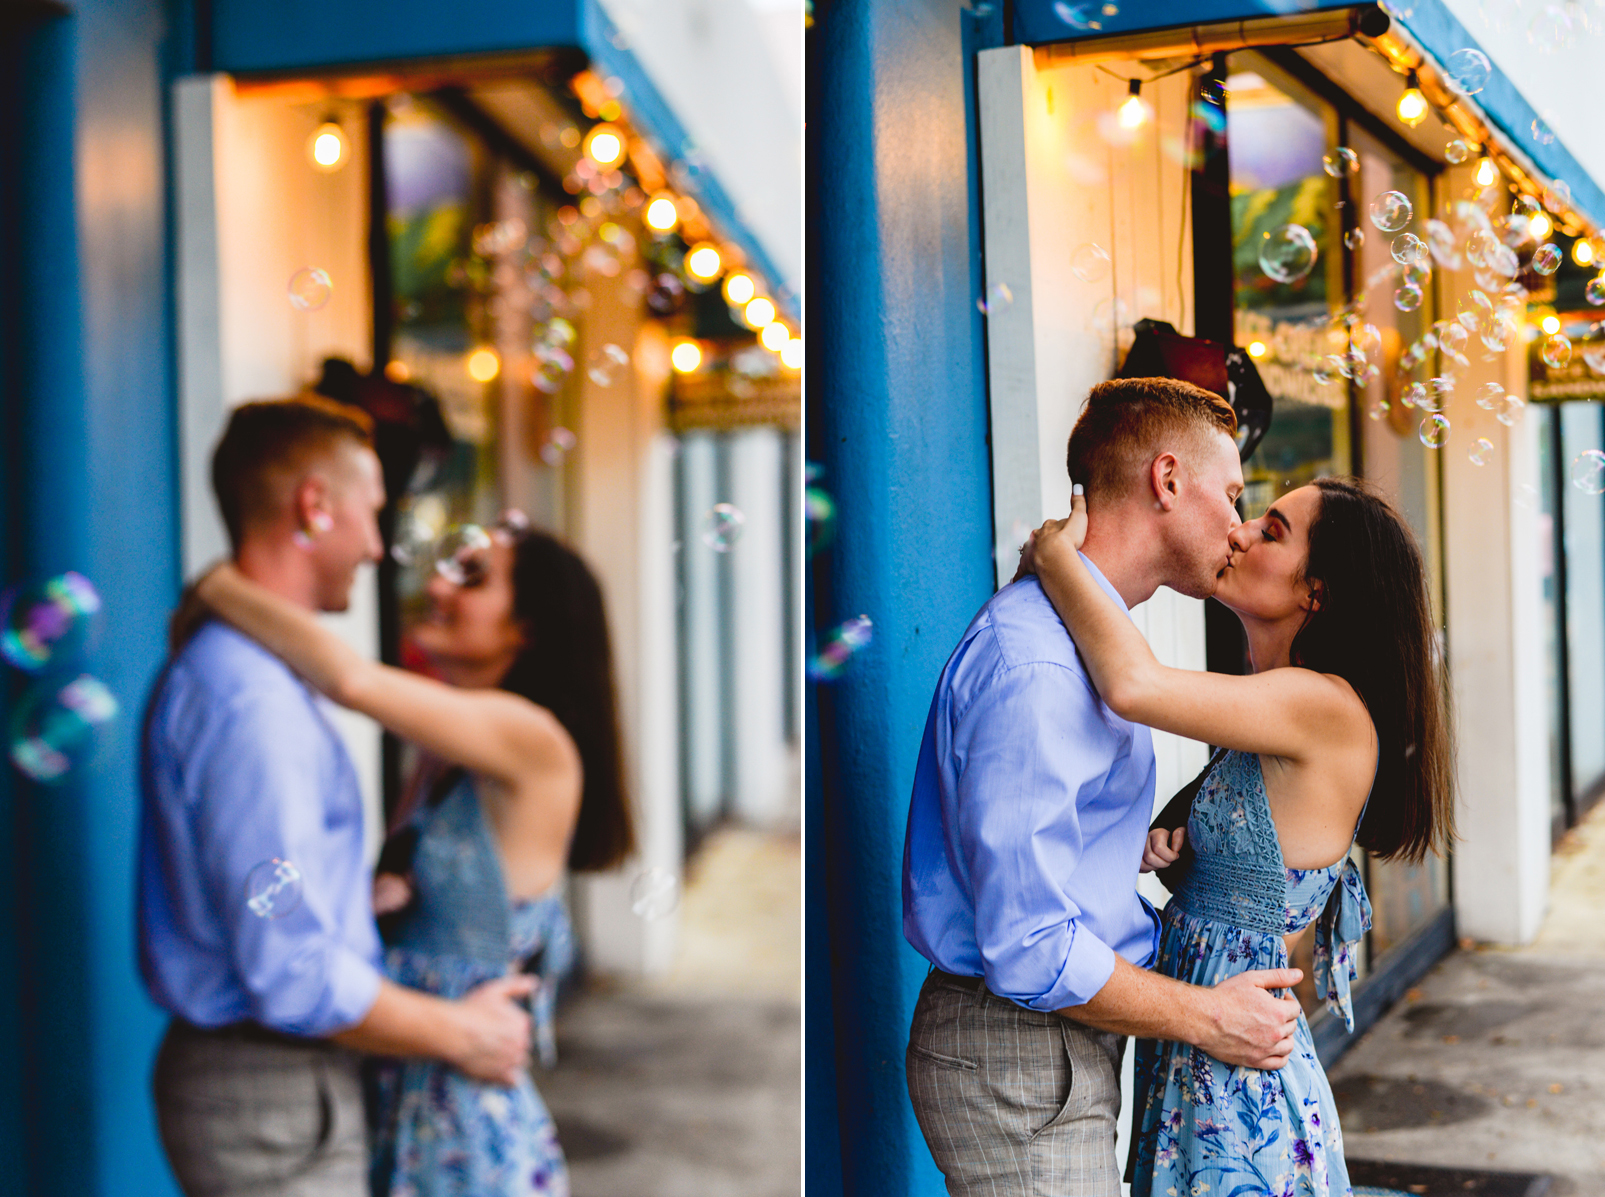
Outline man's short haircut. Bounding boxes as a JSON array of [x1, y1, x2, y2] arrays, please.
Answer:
[[1065, 377, 1238, 500], [211, 394, 375, 550]]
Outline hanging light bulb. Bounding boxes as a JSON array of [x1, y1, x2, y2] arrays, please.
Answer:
[[1475, 155, 1499, 188], [1117, 79, 1150, 131], [722, 272, 756, 306], [1529, 211, 1552, 240], [1396, 71, 1428, 128], [644, 192, 680, 233], [583, 124, 625, 167], [685, 242, 723, 281], [1576, 239, 1597, 267], [670, 339, 703, 373], [1541, 313, 1561, 335], [308, 120, 348, 172]]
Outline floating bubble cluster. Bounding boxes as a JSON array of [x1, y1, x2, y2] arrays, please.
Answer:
[[0, 573, 101, 673], [701, 503, 746, 552], [287, 267, 333, 311], [1259, 224, 1318, 285], [629, 866, 680, 921], [9, 674, 119, 783], [433, 525, 493, 586], [1573, 450, 1605, 496], [809, 615, 874, 682], [1071, 243, 1111, 283], [246, 858, 304, 920]]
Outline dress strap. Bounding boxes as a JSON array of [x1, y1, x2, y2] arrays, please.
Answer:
[[1311, 856, 1373, 1032]]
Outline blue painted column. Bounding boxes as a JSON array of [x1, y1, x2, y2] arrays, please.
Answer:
[[808, 1, 1000, 1190]]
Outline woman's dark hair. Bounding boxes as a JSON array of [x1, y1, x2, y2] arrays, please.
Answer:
[[1292, 477, 1455, 863], [497, 529, 635, 871]]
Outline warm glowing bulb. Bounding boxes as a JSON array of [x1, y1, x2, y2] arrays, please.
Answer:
[[644, 194, 679, 232], [308, 122, 347, 172], [760, 321, 790, 352], [723, 272, 756, 305], [670, 339, 703, 373], [1396, 88, 1428, 128], [1117, 94, 1149, 130], [467, 347, 501, 383], [1475, 157, 1498, 188], [744, 296, 776, 329], [781, 338, 803, 369], [1576, 239, 1597, 266], [1247, 341, 1267, 358], [1541, 314, 1561, 335], [583, 125, 624, 166], [1529, 212, 1552, 240], [384, 360, 411, 383], [686, 242, 723, 281]]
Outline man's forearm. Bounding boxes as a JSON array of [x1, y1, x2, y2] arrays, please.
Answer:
[[1055, 954, 1215, 1042], [330, 978, 466, 1061]]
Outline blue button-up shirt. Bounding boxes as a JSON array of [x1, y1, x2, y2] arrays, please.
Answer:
[[903, 560, 1161, 1011], [138, 621, 382, 1036]]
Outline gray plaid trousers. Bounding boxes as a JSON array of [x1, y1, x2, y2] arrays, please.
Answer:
[[907, 971, 1124, 1197]]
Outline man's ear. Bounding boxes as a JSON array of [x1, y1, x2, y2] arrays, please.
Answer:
[[1150, 452, 1181, 511], [293, 475, 331, 529]]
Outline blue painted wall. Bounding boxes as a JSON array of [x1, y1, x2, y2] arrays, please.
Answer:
[[1, 2, 183, 1194], [808, 1, 1000, 1190]]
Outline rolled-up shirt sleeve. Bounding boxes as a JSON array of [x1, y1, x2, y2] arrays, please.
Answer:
[[952, 661, 1123, 1010], [189, 692, 381, 1036]]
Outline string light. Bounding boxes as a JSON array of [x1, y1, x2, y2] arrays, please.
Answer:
[[686, 242, 723, 281], [1397, 71, 1428, 127], [1529, 211, 1552, 240], [670, 339, 702, 373], [722, 272, 756, 305], [1541, 314, 1561, 335], [466, 347, 501, 383], [1576, 239, 1597, 267], [744, 296, 776, 329], [583, 124, 624, 167], [1116, 79, 1150, 131], [1247, 341, 1267, 358], [781, 338, 803, 370], [644, 193, 679, 232], [308, 121, 348, 172], [1475, 156, 1498, 188], [760, 321, 790, 352]]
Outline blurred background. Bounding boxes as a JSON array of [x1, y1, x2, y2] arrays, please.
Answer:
[[0, 0, 800, 1193]]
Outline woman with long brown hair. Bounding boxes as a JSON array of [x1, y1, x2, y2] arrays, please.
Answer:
[[1020, 475, 1453, 1197], [196, 516, 634, 1197]]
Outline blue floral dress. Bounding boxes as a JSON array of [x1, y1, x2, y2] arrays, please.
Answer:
[[1131, 750, 1373, 1197], [369, 776, 576, 1197]]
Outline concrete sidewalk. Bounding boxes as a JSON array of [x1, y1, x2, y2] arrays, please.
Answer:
[[540, 827, 802, 1197], [1329, 800, 1605, 1195]]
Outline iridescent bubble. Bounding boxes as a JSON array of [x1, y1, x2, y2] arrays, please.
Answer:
[[1571, 449, 1605, 495], [8, 674, 118, 783], [1497, 395, 1526, 426], [287, 267, 333, 311], [1531, 118, 1556, 145], [1445, 139, 1472, 165], [432, 524, 493, 586], [808, 614, 875, 682], [1584, 342, 1605, 375], [1370, 192, 1413, 233], [0, 572, 101, 672], [1544, 181, 1572, 214], [1344, 228, 1366, 251], [1588, 275, 1605, 306], [1542, 334, 1573, 369], [1439, 322, 1470, 366], [1483, 310, 1519, 352], [1465, 229, 1497, 270], [1424, 219, 1460, 269], [1401, 382, 1427, 409], [1259, 225, 1319, 284], [1459, 289, 1494, 331], [1445, 48, 1493, 97], [585, 343, 631, 386], [1528, 4, 1573, 50], [245, 858, 304, 920], [1475, 382, 1506, 410], [1314, 356, 1343, 386], [977, 282, 1013, 315], [539, 426, 578, 466], [629, 866, 680, 920], [1470, 437, 1495, 466], [1419, 413, 1451, 448], [1394, 283, 1424, 312], [1391, 232, 1428, 267], [645, 272, 686, 315], [1532, 243, 1563, 275], [1512, 194, 1542, 221], [531, 343, 574, 395], [701, 503, 746, 552], [1323, 147, 1359, 177], [1071, 243, 1111, 283], [806, 473, 837, 558], [1352, 323, 1383, 357]]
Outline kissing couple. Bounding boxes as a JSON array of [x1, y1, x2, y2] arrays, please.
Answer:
[[903, 377, 1454, 1196]]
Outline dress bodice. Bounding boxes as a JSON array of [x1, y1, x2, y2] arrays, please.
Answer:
[[1172, 749, 1372, 1031], [384, 775, 574, 1066]]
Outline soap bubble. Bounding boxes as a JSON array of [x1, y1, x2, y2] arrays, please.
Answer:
[[0, 572, 101, 672], [1530, 118, 1556, 145], [287, 267, 333, 311], [1571, 449, 1605, 495], [1419, 413, 1451, 448], [1475, 382, 1506, 410], [432, 524, 493, 586], [1071, 243, 1111, 283], [1369, 398, 1391, 421], [1314, 356, 1343, 386], [1445, 48, 1492, 97], [808, 615, 875, 682], [1345, 228, 1366, 251], [539, 426, 578, 465], [245, 858, 304, 920], [1459, 289, 1494, 331], [629, 866, 680, 920], [1352, 322, 1383, 357], [1497, 395, 1525, 426], [1401, 382, 1427, 409], [1369, 191, 1413, 233], [8, 674, 118, 783], [1544, 181, 1573, 214], [531, 343, 574, 395], [1394, 283, 1424, 312], [1470, 438, 1495, 466], [1465, 229, 1498, 270], [1542, 333, 1573, 369], [701, 503, 745, 551], [1259, 225, 1318, 284], [806, 466, 836, 557], [1532, 244, 1563, 275], [1529, 4, 1574, 50], [1439, 323, 1470, 366], [1391, 232, 1428, 267], [1052, 1, 1113, 29], [1487, 242, 1521, 279], [1588, 276, 1605, 306], [645, 272, 686, 315], [977, 282, 1013, 315], [1445, 139, 1472, 164], [1323, 147, 1359, 177], [585, 343, 631, 386], [1584, 340, 1605, 375]]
